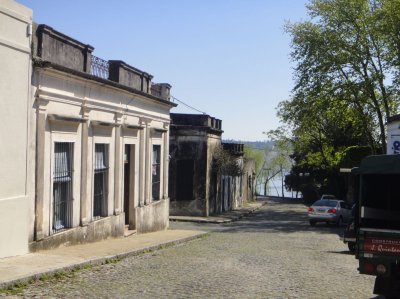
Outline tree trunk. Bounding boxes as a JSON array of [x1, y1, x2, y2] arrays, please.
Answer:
[[281, 166, 284, 198], [264, 180, 268, 196]]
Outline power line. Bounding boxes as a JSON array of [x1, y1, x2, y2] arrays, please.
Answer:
[[171, 96, 207, 115]]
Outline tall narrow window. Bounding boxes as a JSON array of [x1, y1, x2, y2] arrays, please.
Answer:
[[93, 144, 108, 218], [53, 142, 73, 233], [152, 145, 161, 200]]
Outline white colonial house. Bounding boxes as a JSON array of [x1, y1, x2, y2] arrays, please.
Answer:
[[1, 0, 176, 257], [27, 24, 175, 251]]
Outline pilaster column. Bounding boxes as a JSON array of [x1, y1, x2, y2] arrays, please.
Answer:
[[114, 111, 123, 215], [80, 105, 90, 226], [145, 122, 152, 205], [35, 98, 48, 240], [163, 123, 170, 199], [138, 119, 145, 207], [139, 117, 151, 206]]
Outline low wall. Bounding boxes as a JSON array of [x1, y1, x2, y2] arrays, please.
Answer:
[[29, 214, 125, 252], [136, 199, 169, 233], [169, 199, 205, 217]]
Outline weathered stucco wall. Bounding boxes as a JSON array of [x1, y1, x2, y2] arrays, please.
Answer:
[[0, 0, 32, 258], [243, 158, 256, 202], [29, 214, 125, 251], [28, 23, 174, 251], [136, 199, 169, 233], [206, 135, 222, 215], [34, 24, 93, 73], [169, 135, 208, 216], [109, 60, 152, 92], [31, 67, 172, 249], [169, 114, 223, 217]]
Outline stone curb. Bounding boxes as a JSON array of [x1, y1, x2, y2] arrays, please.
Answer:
[[169, 201, 268, 224], [0, 231, 209, 290]]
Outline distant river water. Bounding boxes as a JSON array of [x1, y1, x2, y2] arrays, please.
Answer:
[[257, 176, 299, 198]]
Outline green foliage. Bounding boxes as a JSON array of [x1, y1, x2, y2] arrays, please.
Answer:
[[278, 0, 400, 198], [338, 145, 372, 168], [243, 145, 264, 173], [284, 0, 400, 153], [263, 129, 293, 177], [213, 146, 243, 177]]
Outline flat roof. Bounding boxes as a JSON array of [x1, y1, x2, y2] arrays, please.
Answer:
[[352, 154, 400, 174]]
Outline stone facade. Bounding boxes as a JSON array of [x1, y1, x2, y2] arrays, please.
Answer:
[[27, 23, 175, 251], [0, 0, 32, 258], [242, 158, 256, 202], [169, 115, 255, 217], [169, 114, 223, 216], [221, 143, 256, 211]]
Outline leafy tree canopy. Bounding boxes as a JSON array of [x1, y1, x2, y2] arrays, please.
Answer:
[[278, 0, 400, 200]]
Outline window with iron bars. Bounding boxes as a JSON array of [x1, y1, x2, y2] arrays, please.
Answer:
[[93, 144, 109, 218], [53, 142, 74, 233], [152, 145, 161, 201]]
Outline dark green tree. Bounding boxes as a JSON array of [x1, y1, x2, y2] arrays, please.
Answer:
[[279, 0, 400, 200]]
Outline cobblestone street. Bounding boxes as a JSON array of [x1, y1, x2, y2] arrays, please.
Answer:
[[7, 199, 377, 299]]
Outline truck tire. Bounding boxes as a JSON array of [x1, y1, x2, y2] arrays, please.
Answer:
[[374, 276, 400, 298], [347, 242, 355, 252]]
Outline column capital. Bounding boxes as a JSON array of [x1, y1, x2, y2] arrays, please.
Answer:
[[115, 110, 124, 124], [81, 101, 91, 119], [139, 117, 152, 126], [36, 98, 49, 112]]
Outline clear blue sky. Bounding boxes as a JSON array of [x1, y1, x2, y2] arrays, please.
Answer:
[[18, 0, 308, 141]]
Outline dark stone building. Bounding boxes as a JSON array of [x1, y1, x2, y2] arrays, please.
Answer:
[[169, 114, 257, 217], [169, 113, 223, 216]]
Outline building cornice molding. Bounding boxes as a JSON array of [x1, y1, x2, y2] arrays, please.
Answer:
[[48, 114, 87, 123], [34, 61, 177, 108], [123, 124, 144, 130], [35, 86, 171, 124], [90, 120, 119, 127]]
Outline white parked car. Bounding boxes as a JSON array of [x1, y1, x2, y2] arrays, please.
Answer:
[[320, 194, 336, 200], [307, 199, 352, 226]]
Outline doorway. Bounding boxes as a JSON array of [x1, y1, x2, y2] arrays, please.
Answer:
[[176, 159, 194, 201], [123, 144, 135, 228]]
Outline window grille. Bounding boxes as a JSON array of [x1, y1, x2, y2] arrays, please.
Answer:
[[93, 144, 108, 218], [53, 142, 73, 233], [152, 145, 161, 200]]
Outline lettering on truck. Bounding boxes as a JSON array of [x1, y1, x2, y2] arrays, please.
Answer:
[[364, 238, 400, 255]]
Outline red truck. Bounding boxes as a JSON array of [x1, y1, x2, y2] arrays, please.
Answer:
[[353, 155, 400, 298]]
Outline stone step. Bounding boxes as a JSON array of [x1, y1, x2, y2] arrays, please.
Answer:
[[124, 225, 137, 237]]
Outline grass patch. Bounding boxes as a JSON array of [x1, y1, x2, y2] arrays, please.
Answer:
[[0, 280, 29, 295], [198, 233, 210, 239], [83, 263, 93, 270], [53, 271, 68, 279], [0, 264, 90, 295], [38, 273, 51, 281], [102, 257, 122, 265]]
